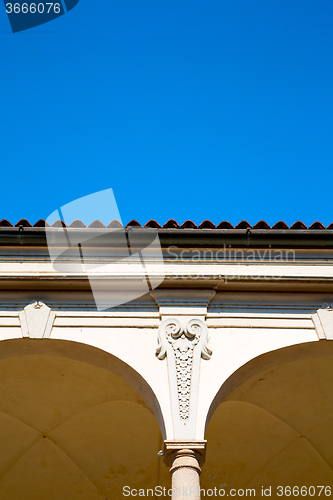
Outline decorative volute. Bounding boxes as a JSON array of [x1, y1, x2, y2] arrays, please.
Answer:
[[156, 318, 212, 361], [156, 317, 212, 438]]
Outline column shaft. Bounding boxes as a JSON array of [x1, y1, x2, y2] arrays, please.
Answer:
[[164, 441, 206, 500]]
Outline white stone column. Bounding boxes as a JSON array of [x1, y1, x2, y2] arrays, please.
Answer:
[[164, 441, 206, 500]]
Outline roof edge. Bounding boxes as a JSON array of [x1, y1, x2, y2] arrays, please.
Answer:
[[0, 226, 333, 248]]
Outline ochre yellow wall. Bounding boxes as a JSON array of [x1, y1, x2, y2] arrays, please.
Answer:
[[0, 355, 169, 500], [2, 348, 333, 500], [203, 358, 333, 498]]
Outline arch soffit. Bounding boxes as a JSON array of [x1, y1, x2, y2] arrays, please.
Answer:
[[205, 340, 333, 432], [0, 338, 166, 439]]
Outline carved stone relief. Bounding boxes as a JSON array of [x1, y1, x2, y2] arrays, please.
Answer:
[[156, 317, 212, 432]]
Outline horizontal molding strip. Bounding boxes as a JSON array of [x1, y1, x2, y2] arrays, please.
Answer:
[[1, 272, 333, 281], [206, 318, 314, 329], [0, 315, 20, 327], [207, 312, 315, 318], [0, 311, 318, 330], [53, 317, 159, 328]]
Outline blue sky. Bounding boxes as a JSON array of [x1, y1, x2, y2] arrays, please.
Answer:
[[0, 0, 332, 227]]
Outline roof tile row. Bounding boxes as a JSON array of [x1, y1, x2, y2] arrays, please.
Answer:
[[0, 219, 331, 230]]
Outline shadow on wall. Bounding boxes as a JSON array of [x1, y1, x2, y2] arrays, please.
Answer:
[[0, 338, 170, 500], [203, 341, 333, 495]]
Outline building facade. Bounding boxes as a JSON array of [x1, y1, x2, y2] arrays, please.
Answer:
[[0, 219, 333, 499]]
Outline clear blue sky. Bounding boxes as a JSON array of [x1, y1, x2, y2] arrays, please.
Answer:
[[1, 0, 333, 227]]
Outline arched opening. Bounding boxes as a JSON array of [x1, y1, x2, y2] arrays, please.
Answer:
[[202, 341, 333, 494], [0, 339, 170, 500]]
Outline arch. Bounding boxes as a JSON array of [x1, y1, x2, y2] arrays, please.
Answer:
[[0, 338, 166, 438], [202, 399, 333, 491], [202, 341, 333, 491], [0, 338, 172, 499], [205, 340, 333, 432]]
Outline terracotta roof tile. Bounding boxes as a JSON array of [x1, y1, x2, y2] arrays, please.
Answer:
[[163, 219, 180, 229], [181, 220, 197, 229], [253, 220, 270, 229], [89, 220, 106, 228], [126, 220, 141, 227], [290, 221, 307, 230], [107, 220, 123, 228], [34, 219, 50, 227], [2, 219, 333, 230], [144, 220, 161, 228], [309, 221, 326, 230], [52, 220, 67, 228], [217, 221, 234, 229], [15, 219, 32, 228], [235, 220, 252, 229], [272, 221, 289, 229], [0, 219, 13, 227], [199, 220, 216, 229], [69, 220, 86, 228]]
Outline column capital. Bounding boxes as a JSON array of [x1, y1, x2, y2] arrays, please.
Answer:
[[150, 289, 216, 318], [163, 440, 207, 468]]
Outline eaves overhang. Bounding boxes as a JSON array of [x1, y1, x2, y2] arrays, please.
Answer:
[[0, 227, 333, 249], [1, 227, 333, 293]]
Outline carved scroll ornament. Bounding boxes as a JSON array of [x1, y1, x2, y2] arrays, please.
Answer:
[[156, 318, 212, 420]]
